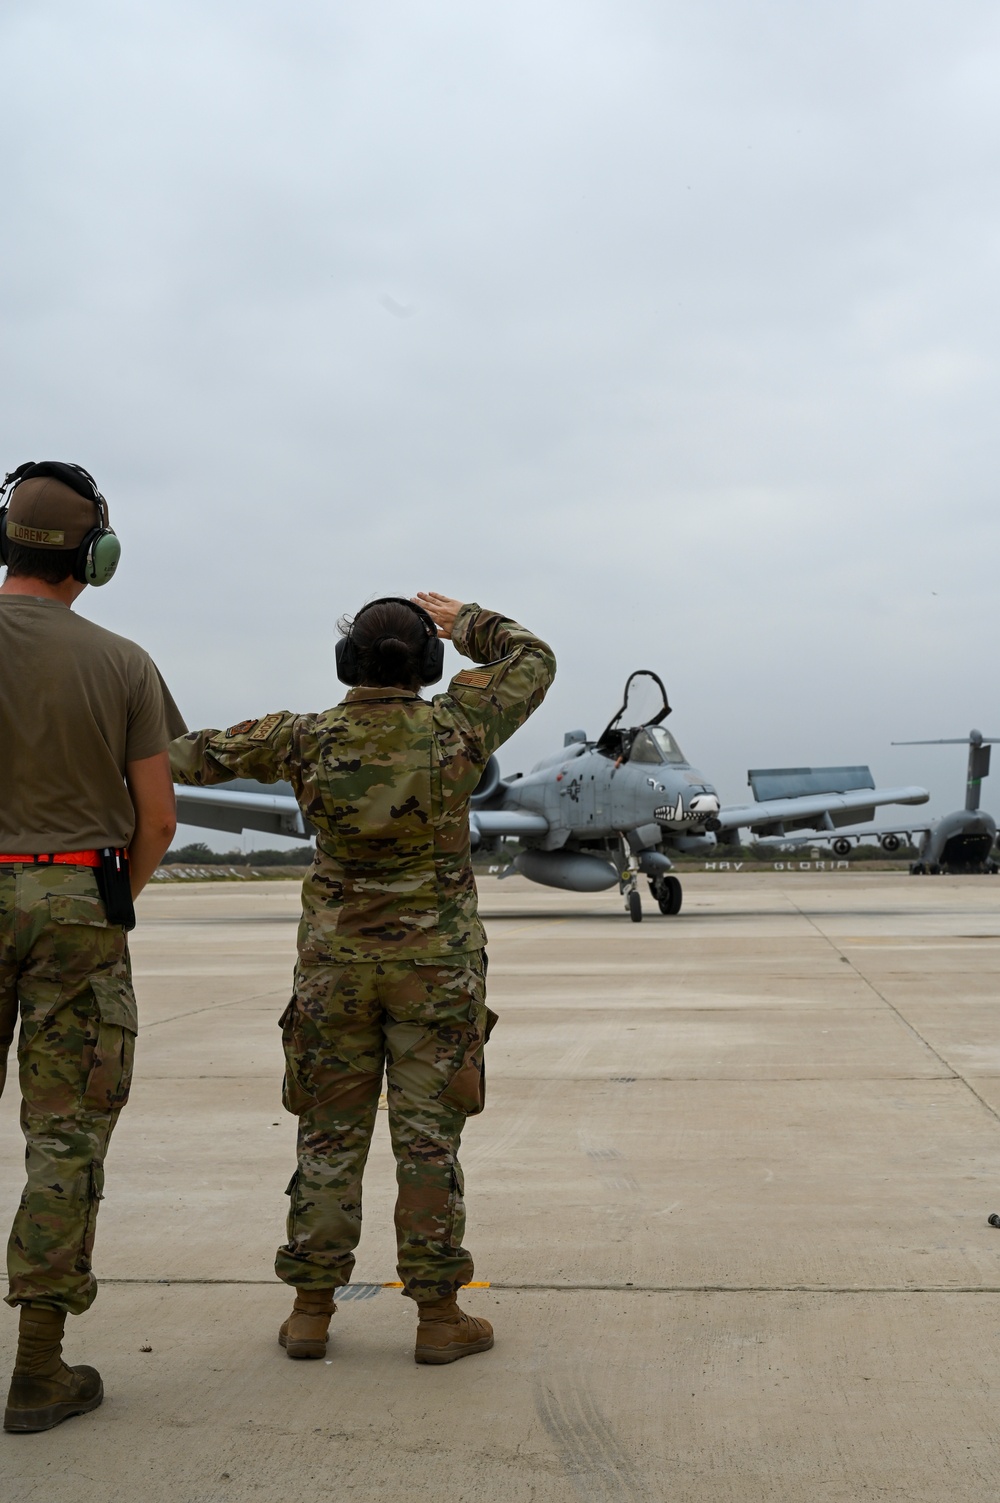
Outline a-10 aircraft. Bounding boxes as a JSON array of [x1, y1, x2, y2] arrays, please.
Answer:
[[769, 730, 1000, 875], [174, 670, 930, 922]]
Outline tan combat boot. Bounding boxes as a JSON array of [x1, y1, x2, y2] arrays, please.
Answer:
[[4, 1304, 103, 1433], [414, 1295, 494, 1365], [278, 1289, 337, 1359]]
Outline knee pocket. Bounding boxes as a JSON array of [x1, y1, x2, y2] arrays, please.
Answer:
[[82, 976, 137, 1111]]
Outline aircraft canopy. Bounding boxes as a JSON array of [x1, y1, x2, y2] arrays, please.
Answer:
[[629, 727, 687, 766]]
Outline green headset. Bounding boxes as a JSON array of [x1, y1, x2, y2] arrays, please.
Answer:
[[0, 460, 121, 586]]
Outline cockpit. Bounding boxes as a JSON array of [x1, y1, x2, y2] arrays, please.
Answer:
[[627, 727, 687, 765], [595, 670, 684, 765]]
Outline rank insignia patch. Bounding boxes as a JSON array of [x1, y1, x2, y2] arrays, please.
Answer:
[[453, 670, 493, 689], [248, 713, 286, 742], [225, 719, 259, 738]]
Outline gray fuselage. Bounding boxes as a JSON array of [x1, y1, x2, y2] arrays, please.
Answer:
[[499, 727, 720, 861]]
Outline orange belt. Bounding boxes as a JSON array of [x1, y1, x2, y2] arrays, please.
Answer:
[[0, 850, 103, 867]]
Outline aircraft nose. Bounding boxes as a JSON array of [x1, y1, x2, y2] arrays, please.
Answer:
[[688, 790, 721, 816], [685, 784, 721, 831]]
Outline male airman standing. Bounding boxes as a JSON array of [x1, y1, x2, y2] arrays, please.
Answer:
[[0, 462, 184, 1432]]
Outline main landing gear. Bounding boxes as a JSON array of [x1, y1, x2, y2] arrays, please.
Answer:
[[651, 875, 683, 915]]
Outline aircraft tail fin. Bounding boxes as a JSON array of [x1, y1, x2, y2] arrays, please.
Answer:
[[892, 731, 1000, 812]]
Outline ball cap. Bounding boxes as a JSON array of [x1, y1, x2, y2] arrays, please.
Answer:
[[6, 471, 108, 550]]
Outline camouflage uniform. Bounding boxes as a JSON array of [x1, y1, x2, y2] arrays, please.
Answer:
[[0, 867, 136, 1314], [172, 605, 555, 1300]]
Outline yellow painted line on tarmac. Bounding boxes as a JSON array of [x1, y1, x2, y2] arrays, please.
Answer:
[[381, 1280, 491, 1288]]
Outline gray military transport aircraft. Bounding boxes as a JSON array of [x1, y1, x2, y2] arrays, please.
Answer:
[[173, 670, 929, 922], [766, 730, 1000, 875]]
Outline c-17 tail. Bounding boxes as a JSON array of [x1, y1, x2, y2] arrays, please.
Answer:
[[892, 731, 1000, 813]]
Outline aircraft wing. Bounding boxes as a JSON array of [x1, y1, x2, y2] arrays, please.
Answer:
[[174, 785, 309, 839], [753, 819, 934, 849], [174, 786, 550, 846], [717, 785, 929, 836], [470, 810, 549, 843]]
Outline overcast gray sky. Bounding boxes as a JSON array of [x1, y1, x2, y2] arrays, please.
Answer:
[[4, 1, 999, 840]]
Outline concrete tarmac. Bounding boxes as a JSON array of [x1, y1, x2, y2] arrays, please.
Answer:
[[3, 872, 1000, 1500]]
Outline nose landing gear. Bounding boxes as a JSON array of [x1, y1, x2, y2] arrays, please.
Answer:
[[619, 840, 644, 921], [620, 840, 684, 921]]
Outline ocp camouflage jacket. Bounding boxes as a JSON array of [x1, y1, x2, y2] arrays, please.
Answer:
[[169, 605, 556, 962]]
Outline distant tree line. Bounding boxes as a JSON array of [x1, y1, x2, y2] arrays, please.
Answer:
[[165, 837, 916, 870], [163, 842, 314, 866]]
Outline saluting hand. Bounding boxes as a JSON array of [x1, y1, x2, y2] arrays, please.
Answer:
[[414, 592, 465, 641]]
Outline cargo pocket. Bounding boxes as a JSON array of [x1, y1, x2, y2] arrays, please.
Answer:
[[279, 1000, 314, 1116], [81, 976, 138, 1111], [437, 1006, 499, 1117]]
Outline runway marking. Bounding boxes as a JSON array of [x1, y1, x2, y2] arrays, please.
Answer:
[[379, 1280, 491, 1289]]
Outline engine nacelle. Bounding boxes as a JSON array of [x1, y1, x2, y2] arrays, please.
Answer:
[[514, 849, 619, 892], [832, 837, 852, 857], [880, 833, 901, 853], [471, 755, 503, 808]]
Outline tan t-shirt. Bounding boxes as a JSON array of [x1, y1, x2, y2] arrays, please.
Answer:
[[0, 596, 187, 852]]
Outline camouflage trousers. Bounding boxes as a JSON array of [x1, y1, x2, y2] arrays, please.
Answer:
[[0, 866, 136, 1315], [275, 953, 496, 1304]]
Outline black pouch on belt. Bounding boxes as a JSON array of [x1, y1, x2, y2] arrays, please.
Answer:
[[95, 848, 137, 931]]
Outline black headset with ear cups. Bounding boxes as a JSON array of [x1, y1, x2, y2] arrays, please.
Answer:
[[335, 596, 445, 686], [0, 460, 121, 586]]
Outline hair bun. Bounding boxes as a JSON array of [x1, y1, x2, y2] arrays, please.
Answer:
[[376, 636, 410, 674]]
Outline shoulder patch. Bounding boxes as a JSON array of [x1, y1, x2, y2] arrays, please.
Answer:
[[225, 719, 259, 738], [453, 670, 494, 689], [248, 713, 286, 742]]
